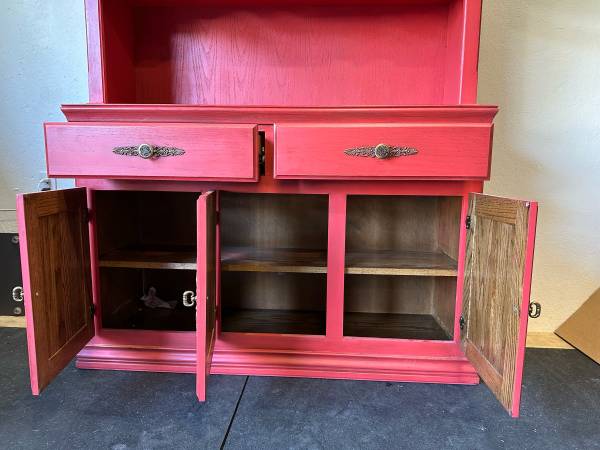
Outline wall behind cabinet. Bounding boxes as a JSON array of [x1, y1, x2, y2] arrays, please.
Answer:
[[0, 0, 599, 332]]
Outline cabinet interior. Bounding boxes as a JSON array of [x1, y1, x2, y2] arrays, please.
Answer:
[[220, 192, 329, 335], [100, 0, 468, 105], [96, 190, 198, 331], [344, 196, 461, 340]]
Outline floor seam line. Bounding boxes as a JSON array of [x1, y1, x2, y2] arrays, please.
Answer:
[[220, 375, 249, 450]]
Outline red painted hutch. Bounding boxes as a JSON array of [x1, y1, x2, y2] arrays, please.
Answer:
[[16, 0, 538, 417]]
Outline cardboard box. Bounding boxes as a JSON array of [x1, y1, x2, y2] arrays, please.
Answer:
[[556, 287, 600, 364]]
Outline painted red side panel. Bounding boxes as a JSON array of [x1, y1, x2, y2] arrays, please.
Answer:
[[196, 192, 217, 402], [16, 196, 39, 394], [275, 123, 493, 180], [45, 123, 258, 181], [511, 201, 539, 417]]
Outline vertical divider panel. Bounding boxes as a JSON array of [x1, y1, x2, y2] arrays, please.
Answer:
[[326, 193, 347, 340], [215, 191, 221, 336], [86, 188, 102, 335], [453, 193, 470, 341]]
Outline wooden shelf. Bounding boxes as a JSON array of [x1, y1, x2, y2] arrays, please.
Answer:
[[99, 246, 196, 270], [345, 250, 458, 277], [222, 308, 326, 335], [100, 246, 457, 276], [344, 312, 451, 340], [221, 247, 327, 274]]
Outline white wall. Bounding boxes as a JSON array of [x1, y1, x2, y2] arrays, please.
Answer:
[[0, 0, 87, 205], [478, 0, 600, 331], [1, 0, 599, 332]]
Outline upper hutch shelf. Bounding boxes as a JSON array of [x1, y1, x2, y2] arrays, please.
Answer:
[[86, 0, 483, 105]]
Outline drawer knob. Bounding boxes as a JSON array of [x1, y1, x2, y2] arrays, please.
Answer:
[[113, 144, 185, 159], [344, 143, 418, 159]]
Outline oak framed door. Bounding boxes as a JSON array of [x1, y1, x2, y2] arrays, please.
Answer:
[[461, 193, 538, 417], [16, 188, 94, 395], [196, 191, 218, 401]]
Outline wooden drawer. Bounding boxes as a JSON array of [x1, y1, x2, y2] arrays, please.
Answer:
[[45, 123, 258, 181], [274, 123, 493, 180]]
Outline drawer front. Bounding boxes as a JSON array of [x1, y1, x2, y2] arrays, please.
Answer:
[[274, 123, 493, 180], [45, 123, 258, 181]]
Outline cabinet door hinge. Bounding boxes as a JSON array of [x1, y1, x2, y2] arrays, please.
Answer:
[[465, 215, 471, 230], [90, 304, 96, 318], [459, 315, 465, 330], [84, 209, 92, 223]]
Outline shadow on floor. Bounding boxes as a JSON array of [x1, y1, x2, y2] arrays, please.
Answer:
[[1, 328, 599, 449]]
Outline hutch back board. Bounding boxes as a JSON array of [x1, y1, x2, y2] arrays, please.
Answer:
[[15, 0, 538, 417]]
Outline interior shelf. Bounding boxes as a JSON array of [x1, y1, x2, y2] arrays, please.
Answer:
[[221, 247, 326, 274], [345, 250, 458, 277], [221, 308, 326, 335], [99, 246, 196, 270], [344, 312, 451, 340], [220, 247, 457, 276]]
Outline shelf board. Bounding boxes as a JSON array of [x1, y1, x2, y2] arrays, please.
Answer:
[[99, 246, 457, 276], [345, 250, 458, 277], [221, 247, 327, 274], [222, 308, 326, 335], [99, 247, 196, 270], [344, 312, 451, 340]]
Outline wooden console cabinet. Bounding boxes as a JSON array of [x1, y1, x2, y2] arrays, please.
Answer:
[[16, 0, 538, 417]]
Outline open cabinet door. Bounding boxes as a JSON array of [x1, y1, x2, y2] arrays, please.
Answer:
[[462, 193, 538, 417], [16, 188, 94, 395], [196, 191, 218, 401]]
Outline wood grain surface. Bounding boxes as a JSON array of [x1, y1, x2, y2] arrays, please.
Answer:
[[17, 188, 94, 394], [461, 193, 533, 415]]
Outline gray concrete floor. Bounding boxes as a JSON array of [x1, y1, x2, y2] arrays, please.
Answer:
[[1, 327, 599, 449]]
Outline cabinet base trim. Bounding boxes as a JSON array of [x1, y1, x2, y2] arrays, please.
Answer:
[[76, 344, 479, 384]]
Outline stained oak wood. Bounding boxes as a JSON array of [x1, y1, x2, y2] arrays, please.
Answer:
[[222, 309, 326, 335], [345, 250, 457, 276], [17, 188, 94, 395], [462, 193, 536, 416], [221, 247, 327, 274], [99, 246, 197, 270], [196, 191, 217, 402], [344, 312, 450, 340], [219, 247, 457, 276]]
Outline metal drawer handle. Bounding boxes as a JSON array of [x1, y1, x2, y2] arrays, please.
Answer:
[[12, 286, 24, 302], [344, 143, 418, 159], [113, 144, 185, 159]]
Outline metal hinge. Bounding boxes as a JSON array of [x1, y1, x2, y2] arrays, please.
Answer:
[[90, 304, 96, 318], [459, 315, 465, 330], [83, 209, 92, 223], [465, 215, 471, 230]]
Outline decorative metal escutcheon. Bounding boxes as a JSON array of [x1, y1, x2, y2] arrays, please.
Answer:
[[528, 302, 541, 318], [344, 143, 418, 160], [182, 291, 197, 307], [113, 144, 185, 159], [12, 286, 24, 302]]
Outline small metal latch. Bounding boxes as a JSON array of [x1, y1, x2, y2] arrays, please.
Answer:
[[183, 291, 197, 307], [12, 286, 24, 302], [459, 315, 465, 330], [528, 302, 541, 318], [465, 215, 471, 230]]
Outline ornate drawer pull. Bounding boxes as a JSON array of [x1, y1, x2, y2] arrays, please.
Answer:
[[113, 143, 185, 159], [344, 143, 418, 159]]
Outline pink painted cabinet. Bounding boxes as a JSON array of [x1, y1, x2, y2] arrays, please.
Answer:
[[15, 0, 540, 418]]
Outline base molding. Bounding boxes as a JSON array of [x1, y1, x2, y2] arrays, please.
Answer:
[[77, 344, 479, 385]]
